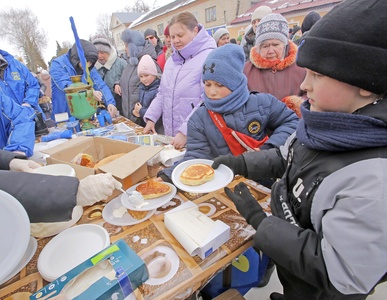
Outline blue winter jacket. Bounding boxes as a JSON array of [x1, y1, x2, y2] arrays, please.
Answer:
[[159, 92, 299, 179], [0, 92, 35, 157], [0, 50, 40, 110], [138, 78, 163, 133], [50, 52, 116, 119]]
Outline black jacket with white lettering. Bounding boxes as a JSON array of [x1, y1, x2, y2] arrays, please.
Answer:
[[242, 138, 387, 299]]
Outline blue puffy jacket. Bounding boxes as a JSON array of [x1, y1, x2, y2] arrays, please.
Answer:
[[159, 92, 299, 179], [50, 52, 116, 119], [0, 92, 35, 157], [0, 50, 40, 110]]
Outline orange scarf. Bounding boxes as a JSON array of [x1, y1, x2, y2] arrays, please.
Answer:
[[208, 110, 268, 156]]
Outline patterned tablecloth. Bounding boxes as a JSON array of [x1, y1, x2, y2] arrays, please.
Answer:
[[1, 117, 272, 300]]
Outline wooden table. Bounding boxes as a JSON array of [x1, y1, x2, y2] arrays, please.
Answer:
[[1, 117, 272, 300]]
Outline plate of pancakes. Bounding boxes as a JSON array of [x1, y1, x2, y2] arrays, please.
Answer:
[[171, 159, 234, 193], [103, 197, 156, 226], [121, 181, 177, 211]]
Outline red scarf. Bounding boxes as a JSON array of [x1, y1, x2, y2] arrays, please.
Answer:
[[208, 110, 268, 156]]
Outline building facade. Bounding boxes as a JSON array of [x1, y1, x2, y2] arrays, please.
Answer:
[[111, 0, 343, 55]]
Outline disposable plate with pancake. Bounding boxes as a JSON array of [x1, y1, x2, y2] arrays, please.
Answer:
[[171, 159, 234, 193], [121, 182, 177, 211]]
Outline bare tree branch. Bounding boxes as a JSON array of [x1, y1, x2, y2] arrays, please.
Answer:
[[94, 14, 115, 47], [0, 8, 48, 71], [124, 0, 150, 12]]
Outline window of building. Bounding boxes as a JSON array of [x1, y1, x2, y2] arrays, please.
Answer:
[[157, 23, 164, 36], [205, 6, 217, 23]]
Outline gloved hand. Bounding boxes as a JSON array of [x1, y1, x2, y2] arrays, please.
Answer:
[[77, 173, 122, 206], [225, 182, 266, 230], [9, 158, 41, 172], [212, 155, 247, 177]]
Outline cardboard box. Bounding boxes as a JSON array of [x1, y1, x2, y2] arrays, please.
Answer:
[[164, 201, 230, 259], [30, 239, 148, 300], [42, 136, 162, 200]]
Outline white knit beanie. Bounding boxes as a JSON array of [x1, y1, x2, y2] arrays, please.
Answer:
[[255, 13, 289, 46], [212, 28, 229, 45], [251, 5, 272, 22]]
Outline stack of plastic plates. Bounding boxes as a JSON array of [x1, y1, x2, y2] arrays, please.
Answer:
[[37, 224, 110, 282], [0, 190, 36, 285]]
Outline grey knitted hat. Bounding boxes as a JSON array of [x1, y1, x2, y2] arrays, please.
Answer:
[[92, 37, 112, 53], [255, 13, 289, 46]]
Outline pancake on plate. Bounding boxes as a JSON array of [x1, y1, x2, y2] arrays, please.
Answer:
[[127, 209, 148, 220], [135, 180, 172, 199], [180, 163, 215, 186]]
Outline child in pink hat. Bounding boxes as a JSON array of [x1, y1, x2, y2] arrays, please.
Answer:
[[133, 55, 164, 133]]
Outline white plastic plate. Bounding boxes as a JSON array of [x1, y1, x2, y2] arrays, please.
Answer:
[[0, 190, 30, 285], [121, 183, 177, 211], [37, 224, 110, 282], [102, 197, 155, 226], [171, 159, 233, 193], [1, 236, 37, 284]]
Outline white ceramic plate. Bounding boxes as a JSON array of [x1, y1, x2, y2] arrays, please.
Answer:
[[121, 183, 177, 211], [30, 205, 83, 238], [37, 224, 110, 282], [0, 190, 30, 285], [1, 236, 38, 284], [102, 197, 155, 226], [171, 159, 234, 193]]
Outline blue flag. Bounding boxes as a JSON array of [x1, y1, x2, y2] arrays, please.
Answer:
[[69, 16, 93, 85]]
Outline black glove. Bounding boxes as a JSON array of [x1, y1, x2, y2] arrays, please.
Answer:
[[225, 182, 266, 230], [212, 155, 247, 177], [157, 172, 173, 184]]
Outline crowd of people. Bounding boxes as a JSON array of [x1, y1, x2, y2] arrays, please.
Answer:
[[1, 0, 386, 299]]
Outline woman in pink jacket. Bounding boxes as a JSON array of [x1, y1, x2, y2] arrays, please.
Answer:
[[143, 12, 216, 149]]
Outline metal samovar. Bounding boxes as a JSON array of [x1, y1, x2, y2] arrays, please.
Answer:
[[64, 75, 97, 130]]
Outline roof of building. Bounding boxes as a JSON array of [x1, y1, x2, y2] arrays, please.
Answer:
[[112, 12, 144, 25], [230, 0, 343, 25], [129, 0, 196, 28]]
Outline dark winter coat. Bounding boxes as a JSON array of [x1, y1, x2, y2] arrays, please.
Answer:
[[0, 150, 78, 223], [159, 92, 298, 180]]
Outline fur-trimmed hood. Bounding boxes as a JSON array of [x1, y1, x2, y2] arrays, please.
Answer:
[[250, 40, 298, 72]]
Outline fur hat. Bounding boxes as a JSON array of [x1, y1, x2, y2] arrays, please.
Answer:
[[255, 13, 289, 46], [301, 12, 321, 34], [251, 5, 272, 22], [121, 29, 145, 65], [92, 37, 112, 53], [297, 0, 387, 95], [164, 25, 169, 36], [202, 44, 246, 91], [137, 54, 159, 76], [212, 28, 229, 45]]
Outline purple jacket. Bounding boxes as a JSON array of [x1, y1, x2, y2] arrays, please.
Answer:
[[144, 25, 216, 136]]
